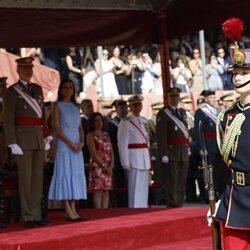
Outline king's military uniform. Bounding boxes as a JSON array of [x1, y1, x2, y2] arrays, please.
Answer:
[[4, 57, 46, 224]]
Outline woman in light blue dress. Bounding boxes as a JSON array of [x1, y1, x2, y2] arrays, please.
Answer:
[[48, 79, 87, 221]]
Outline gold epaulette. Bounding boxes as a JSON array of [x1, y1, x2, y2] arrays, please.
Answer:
[[220, 113, 245, 163]]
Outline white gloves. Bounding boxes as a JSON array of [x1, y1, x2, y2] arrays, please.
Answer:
[[151, 156, 156, 161], [9, 144, 23, 155], [207, 200, 221, 227], [161, 155, 169, 164], [44, 136, 53, 151]]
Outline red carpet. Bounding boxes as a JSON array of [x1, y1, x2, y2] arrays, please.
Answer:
[[0, 207, 211, 250]]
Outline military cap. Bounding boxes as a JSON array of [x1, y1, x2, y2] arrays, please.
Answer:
[[166, 87, 181, 96], [200, 90, 215, 97], [197, 98, 205, 105], [127, 95, 143, 104], [220, 92, 235, 102], [15, 57, 34, 67], [112, 99, 127, 108], [180, 95, 192, 103], [151, 102, 164, 110], [97, 99, 113, 109], [0, 76, 7, 87]]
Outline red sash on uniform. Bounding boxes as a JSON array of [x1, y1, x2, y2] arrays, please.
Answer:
[[15, 117, 43, 126], [15, 117, 50, 138], [203, 131, 217, 139], [128, 143, 148, 149], [168, 137, 189, 145]]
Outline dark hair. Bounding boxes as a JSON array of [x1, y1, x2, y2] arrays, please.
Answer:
[[57, 78, 76, 104], [88, 112, 105, 132], [81, 99, 93, 110]]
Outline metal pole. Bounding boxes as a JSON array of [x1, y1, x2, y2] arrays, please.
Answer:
[[97, 46, 104, 98], [199, 30, 208, 90], [131, 65, 135, 94]]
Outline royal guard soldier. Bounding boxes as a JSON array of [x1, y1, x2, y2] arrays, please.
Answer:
[[106, 99, 128, 207], [156, 87, 189, 207], [213, 17, 250, 249], [117, 95, 151, 208], [3, 57, 52, 227]]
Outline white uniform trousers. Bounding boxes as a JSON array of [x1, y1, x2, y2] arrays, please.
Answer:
[[127, 168, 149, 208]]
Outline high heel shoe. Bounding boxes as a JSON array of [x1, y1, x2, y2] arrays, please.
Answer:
[[64, 214, 81, 221]]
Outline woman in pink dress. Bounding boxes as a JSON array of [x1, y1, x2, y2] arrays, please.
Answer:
[[86, 112, 114, 208]]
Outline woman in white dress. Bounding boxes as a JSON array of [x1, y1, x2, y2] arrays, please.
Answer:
[[94, 49, 119, 99]]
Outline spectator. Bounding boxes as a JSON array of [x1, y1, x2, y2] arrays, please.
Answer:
[[189, 48, 204, 92], [65, 47, 85, 95], [217, 48, 233, 90], [205, 54, 224, 91], [94, 49, 119, 99], [141, 52, 155, 94], [110, 46, 128, 95], [81, 47, 97, 93], [172, 56, 192, 92]]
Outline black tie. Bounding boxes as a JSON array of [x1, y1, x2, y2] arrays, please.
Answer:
[[26, 84, 32, 96], [175, 108, 180, 117]]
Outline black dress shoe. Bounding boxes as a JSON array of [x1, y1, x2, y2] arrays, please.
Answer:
[[24, 221, 38, 228], [34, 219, 52, 226]]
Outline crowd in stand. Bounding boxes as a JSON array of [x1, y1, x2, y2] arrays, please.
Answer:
[[3, 30, 250, 98]]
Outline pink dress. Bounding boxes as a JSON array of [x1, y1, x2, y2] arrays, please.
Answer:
[[88, 132, 113, 191]]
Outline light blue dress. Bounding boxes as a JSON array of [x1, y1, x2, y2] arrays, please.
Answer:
[[48, 102, 87, 200]]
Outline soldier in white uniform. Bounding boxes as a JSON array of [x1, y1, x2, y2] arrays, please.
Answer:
[[117, 95, 150, 208]]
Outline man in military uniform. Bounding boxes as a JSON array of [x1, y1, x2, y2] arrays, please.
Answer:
[[156, 87, 189, 207], [3, 57, 51, 227], [179, 94, 200, 202], [117, 95, 150, 208], [214, 18, 250, 248], [106, 99, 128, 207], [194, 90, 223, 201]]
